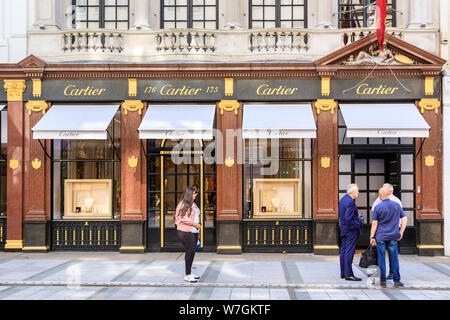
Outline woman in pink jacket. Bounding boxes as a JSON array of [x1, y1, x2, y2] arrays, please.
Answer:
[[175, 187, 201, 282]]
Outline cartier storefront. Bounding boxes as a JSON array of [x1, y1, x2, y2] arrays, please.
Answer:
[[0, 33, 446, 255]]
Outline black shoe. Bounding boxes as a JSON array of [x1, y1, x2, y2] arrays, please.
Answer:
[[394, 281, 404, 288], [387, 274, 394, 280], [345, 276, 362, 281]]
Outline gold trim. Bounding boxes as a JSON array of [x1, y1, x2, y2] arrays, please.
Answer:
[[315, 99, 337, 114], [31, 158, 42, 170], [128, 156, 138, 168], [5, 240, 23, 249], [218, 100, 240, 115], [225, 157, 234, 168], [217, 245, 242, 250], [425, 77, 434, 96], [321, 77, 330, 96], [224, 78, 234, 96], [32, 79, 42, 97], [419, 98, 440, 114], [321, 156, 330, 169], [161, 155, 164, 248], [22, 246, 49, 251], [425, 155, 435, 167], [4, 80, 26, 101], [26, 101, 48, 116], [313, 245, 340, 250], [122, 100, 144, 115], [9, 159, 19, 170], [416, 245, 444, 249], [120, 246, 146, 250], [128, 78, 137, 97]]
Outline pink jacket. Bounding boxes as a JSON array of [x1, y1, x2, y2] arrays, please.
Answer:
[[175, 201, 196, 232]]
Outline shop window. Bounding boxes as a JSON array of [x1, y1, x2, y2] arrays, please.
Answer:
[[0, 108, 6, 216], [52, 111, 121, 220], [161, 0, 218, 29], [244, 138, 312, 219], [338, 0, 396, 28], [73, 0, 129, 30], [338, 109, 415, 227], [249, 0, 307, 29]]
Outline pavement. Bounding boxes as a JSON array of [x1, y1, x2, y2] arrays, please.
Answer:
[[0, 251, 449, 300]]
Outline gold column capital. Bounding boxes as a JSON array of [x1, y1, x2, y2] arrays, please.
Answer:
[[315, 99, 337, 114], [4, 80, 26, 102], [122, 100, 144, 115], [218, 100, 240, 115], [419, 98, 440, 114], [25, 100, 48, 116]]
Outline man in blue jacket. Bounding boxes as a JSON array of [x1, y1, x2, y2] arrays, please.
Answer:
[[339, 183, 363, 281]]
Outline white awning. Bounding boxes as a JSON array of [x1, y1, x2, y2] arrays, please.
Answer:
[[138, 105, 216, 140], [340, 104, 430, 138], [0, 105, 5, 112], [243, 104, 317, 139], [32, 105, 119, 140]]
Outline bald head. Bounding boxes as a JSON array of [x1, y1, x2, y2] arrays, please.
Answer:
[[379, 187, 390, 200]]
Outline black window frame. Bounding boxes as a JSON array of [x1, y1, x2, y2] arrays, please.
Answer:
[[249, 0, 308, 29], [72, 0, 130, 30], [160, 0, 219, 29], [338, 0, 396, 29]]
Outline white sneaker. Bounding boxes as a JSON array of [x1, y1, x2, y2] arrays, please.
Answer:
[[184, 275, 198, 283], [191, 273, 200, 280]]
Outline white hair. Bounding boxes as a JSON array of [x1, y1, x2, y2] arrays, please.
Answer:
[[346, 184, 358, 194], [383, 183, 394, 191]]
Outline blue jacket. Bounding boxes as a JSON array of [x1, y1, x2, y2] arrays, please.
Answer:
[[338, 194, 362, 236]]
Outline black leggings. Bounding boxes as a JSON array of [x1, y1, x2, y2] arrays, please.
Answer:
[[177, 230, 198, 275]]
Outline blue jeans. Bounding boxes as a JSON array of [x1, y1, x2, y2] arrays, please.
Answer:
[[376, 240, 400, 283]]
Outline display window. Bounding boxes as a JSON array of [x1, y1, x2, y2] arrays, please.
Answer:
[[52, 111, 121, 220], [244, 138, 312, 219]]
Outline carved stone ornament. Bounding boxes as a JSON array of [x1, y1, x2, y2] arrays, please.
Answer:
[[122, 100, 144, 115], [9, 159, 19, 170], [342, 46, 414, 66], [321, 157, 331, 169], [425, 155, 435, 167], [32, 158, 42, 170]]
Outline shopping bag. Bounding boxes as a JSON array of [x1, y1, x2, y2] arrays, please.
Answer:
[[359, 245, 378, 268]]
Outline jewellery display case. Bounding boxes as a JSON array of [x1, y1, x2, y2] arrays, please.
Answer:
[[252, 178, 301, 218], [64, 179, 112, 219]]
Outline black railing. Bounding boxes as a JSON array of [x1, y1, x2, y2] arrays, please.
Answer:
[[243, 219, 313, 253], [0, 217, 6, 249], [52, 220, 120, 251]]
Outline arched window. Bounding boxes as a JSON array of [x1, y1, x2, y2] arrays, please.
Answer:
[[249, 0, 307, 29], [72, 0, 129, 30], [161, 0, 218, 29], [338, 0, 396, 28]]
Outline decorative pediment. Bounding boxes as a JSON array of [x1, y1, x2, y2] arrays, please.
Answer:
[[18, 55, 46, 78], [315, 33, 446, 68]]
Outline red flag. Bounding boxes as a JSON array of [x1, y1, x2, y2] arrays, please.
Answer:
[[376, 0, 387, 51]]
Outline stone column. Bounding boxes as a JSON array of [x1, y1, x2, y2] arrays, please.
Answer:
[[408, 0, 433, 28], [315, 0, 334, 28], [32, 0, 62, 30], [216, 100, 243, 254], [22, 101, 51, 252], [3, 80, 26, 251], [312, 99, 339, 255], [223, 0, 242, 30], [120, 99, 147, 253], [131, 0, 151, 30], [443, 75, 450, 256], [416, 97, 444, 256]]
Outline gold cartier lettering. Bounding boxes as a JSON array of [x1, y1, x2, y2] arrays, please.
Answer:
[[256, 84, 299, 96], [64, 84, 107, 96], [160, 84, 202, 96], [356, 83, 399, 95]]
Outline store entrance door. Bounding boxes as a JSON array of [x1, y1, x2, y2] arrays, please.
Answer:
[[339, 152, 417, 252], [147, 139, 217, 251]]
